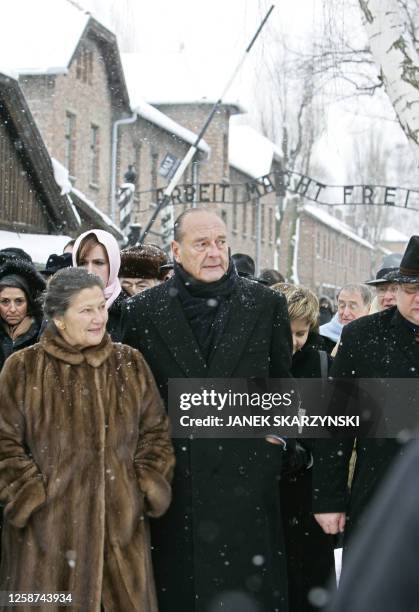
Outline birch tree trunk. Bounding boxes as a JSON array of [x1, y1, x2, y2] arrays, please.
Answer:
[[359, 0, 419, 163]]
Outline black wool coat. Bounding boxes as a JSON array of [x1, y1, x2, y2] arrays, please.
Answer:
[[106, 289, 129, 342], [312, 307, 419, 542], [121, 276, 293, 612], [326, 440, 419, 612]]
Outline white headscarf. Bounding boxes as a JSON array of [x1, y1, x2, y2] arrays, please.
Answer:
[[72, 229, 121, 309]]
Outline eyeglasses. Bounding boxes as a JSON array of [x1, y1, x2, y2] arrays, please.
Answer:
[[400, 284, 419, 295], [376, 285, 398, 295]]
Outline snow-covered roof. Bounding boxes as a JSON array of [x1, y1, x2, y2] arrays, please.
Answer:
[[380, 227, 409, 243], [70, 188, 124, 240], [121, 52, 245, 110], [133, 100, 210, 154], [0, 230, 71, 265], [50, 157, 123, 239], [0, 0, 90, 76], [303, 204, 375, 250], [229, 124, 276, 179], [51, 157, 72, 195]]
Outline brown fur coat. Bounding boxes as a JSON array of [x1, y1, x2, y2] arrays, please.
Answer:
[[0, 327, 175, 612]]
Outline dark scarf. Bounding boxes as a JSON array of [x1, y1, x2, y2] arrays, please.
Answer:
[[173, 260, 238, 362], [400, 313, 419, 342]]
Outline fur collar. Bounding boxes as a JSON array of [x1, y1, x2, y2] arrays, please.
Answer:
[[40, 325, 114, 367]]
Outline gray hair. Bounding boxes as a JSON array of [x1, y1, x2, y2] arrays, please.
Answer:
[[43, 267, 104, 318], [173, 208, 222, 242], [337, 283, 372, 306]]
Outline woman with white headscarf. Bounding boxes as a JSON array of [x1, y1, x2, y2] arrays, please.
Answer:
[[73, 229, 128, 341]]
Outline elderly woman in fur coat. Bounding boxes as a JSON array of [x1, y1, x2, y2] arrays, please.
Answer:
[[0, 267, 175, 612]]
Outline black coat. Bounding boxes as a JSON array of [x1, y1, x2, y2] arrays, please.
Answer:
[[121, 276, 293, 612], [312, 307, 419, 542], [327, 440, 419, 612], [0, 319, 41, 371], [0, 258, 45, 371], [281, 337, 335, 612], [106, 289, 129, 342]]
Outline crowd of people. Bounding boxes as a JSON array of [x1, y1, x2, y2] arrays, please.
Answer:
[[0, 209, 417, 611]]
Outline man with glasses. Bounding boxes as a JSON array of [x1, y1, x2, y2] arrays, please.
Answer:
[[365, 253, 402, 311], [319, 284, 372, 354], [313, 236, 419, 560]]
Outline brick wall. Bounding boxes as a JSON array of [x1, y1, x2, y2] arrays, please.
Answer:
[[118, 118, 196, 234], [279, 201, 376, 295], [19, 33, 128, 217], [155, 103, 234, 185]]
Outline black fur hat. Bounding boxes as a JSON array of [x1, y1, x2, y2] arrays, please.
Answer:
[[0, 258, 46, 319], [119, 245, 168, 280], [0, 247, 33, 265]]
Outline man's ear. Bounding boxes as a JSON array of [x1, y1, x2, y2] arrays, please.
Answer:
[[172, 240, 180, 263]]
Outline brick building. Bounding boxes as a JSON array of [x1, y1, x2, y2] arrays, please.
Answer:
[[0, 70, 122, 262], [0, 1, 381, 287], [122, 52, 279, 269], [279, 200, 375, 297], [0, 0, 131, 218]]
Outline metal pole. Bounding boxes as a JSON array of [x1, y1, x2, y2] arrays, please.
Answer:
[[255, 197, 261, 276], [110, 113, 137, 222], [138, 5, 275, 243]]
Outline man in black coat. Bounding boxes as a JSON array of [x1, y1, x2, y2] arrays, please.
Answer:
[[326, 440, 419, 612], [313, 235, 419, 551], [121, 208, 292, 612]]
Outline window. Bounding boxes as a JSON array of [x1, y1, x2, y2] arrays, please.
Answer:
[[261, 204, 265, 243], [134, 145, 141, 200], [251, 202, 257, 239], [232, 187, 238, 232], [89, 124, 100, 185], [222, 133, 228, 176], [268, 207, 274, 244], [316, 229, 321, 257], [76, 47, 93, 84], [64, 112, 76, 178], [242, 202, 248, 237], [151, 152, 158, 192]]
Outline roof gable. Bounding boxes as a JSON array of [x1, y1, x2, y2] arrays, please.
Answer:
[[0, 0, 129, 110], [0, 72, 80, 234]]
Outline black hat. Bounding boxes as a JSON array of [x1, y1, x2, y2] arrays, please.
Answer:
[[0, 258, 46, 318], [365, 267, 399, 286], [390, 235, 419, 283], [365, 253, 403, 285], [41, 253, 73, 276], [0, 247, 33, 265]]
